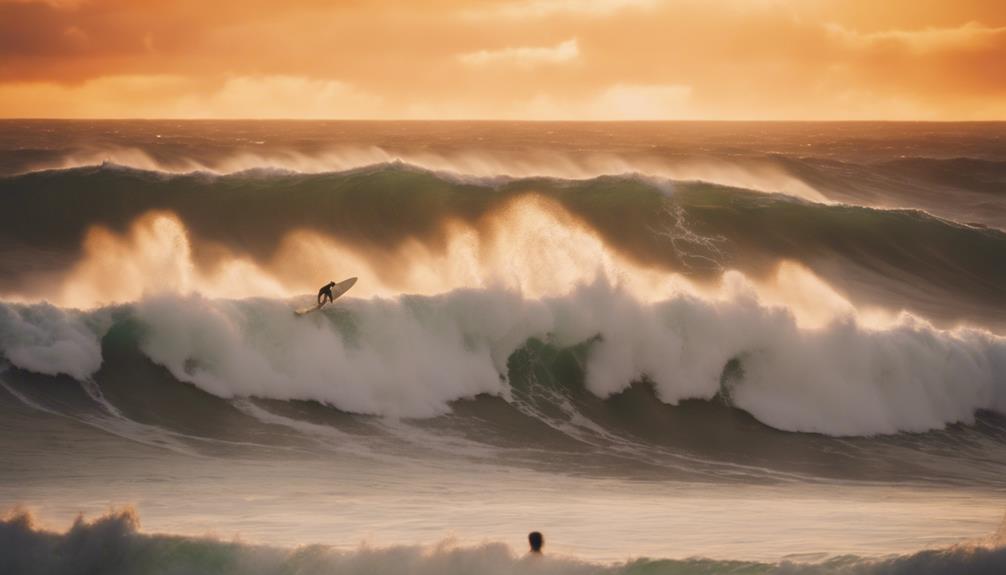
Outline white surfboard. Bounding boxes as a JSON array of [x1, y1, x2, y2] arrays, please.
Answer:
[[295, 277, 357, 316]]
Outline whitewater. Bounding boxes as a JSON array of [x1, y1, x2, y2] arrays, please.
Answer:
[[1, 120, 1005, 574], [4, 281, 1005, 435]]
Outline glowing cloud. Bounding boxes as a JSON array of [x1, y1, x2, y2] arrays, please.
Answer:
[[462, 0, 659, 19], [827, 21, 1006, 53], [458, 38, 580, 67]]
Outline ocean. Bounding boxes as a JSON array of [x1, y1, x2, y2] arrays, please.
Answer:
[[0, 120, 1004, 574]]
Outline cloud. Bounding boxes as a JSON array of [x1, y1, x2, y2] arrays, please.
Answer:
[[815, 20, 1006, 106], [0, 75, 188, 117], [458, 38, 579, 67], [0, 0, 85, 7], [462, 0, 659, 20], [827, 21, 1006, 53], [0, 75, 384, 118], [589, 83, 693, 118], [173, 75, 382, 119], [401, 82, 693, 120], [524, 83, 693, 119]]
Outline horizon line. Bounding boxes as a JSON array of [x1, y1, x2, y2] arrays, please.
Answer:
[[3, 117, 1006, 123]]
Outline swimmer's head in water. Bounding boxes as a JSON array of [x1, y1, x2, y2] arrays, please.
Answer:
[[528, 531, 544, 553]]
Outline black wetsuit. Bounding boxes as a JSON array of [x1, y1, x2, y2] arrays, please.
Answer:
[[317, 282, 336, 306]]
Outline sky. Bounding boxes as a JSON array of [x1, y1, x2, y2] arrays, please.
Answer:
[[0, 0, 1004, 120]]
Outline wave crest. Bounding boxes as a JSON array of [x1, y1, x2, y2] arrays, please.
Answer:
[[2, 279, 1003, 436]]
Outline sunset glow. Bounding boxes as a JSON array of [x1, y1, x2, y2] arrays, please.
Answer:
[[2, 0, 1004, 120]]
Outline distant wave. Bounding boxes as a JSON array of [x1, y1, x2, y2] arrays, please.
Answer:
[[5, 144, 831, 202], [7, 143, 1005, 227], [2, 507, 1004, 575], [1, 163, 1004, 328], [2, 119, 1003, 228]]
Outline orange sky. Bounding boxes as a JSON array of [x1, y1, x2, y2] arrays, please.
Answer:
[[1, 0, 1004, 120]]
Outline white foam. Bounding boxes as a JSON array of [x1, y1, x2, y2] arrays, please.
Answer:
[[126, 280, 1006, 436], [2, 277, 1003, 436], [0, 303, 105, 380], [134, 294, 510, 418]]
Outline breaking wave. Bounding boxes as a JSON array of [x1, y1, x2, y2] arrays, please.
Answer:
[[1, 163, 1004, 329], [2, 280, 1004, 437]]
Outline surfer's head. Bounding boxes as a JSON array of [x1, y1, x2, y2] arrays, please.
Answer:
[[528, 531, 543, 553]]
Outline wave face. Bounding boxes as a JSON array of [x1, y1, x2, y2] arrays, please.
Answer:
[[3, 508, 1005, 575]]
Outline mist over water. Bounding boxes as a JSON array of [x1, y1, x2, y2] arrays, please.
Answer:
[[1, 121, 1005, 572]]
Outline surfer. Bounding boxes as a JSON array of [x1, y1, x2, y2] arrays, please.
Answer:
[[317, 281, 337, 307], [528, 531, 544, 554], [297, 278, 356, 316]]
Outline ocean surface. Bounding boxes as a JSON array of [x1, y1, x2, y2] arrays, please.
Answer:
[[0, 120, 1005, 574]]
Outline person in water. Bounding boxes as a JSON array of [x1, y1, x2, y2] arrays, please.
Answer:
[[528, 531, 544, 554], [317, 281, 337, 307]]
